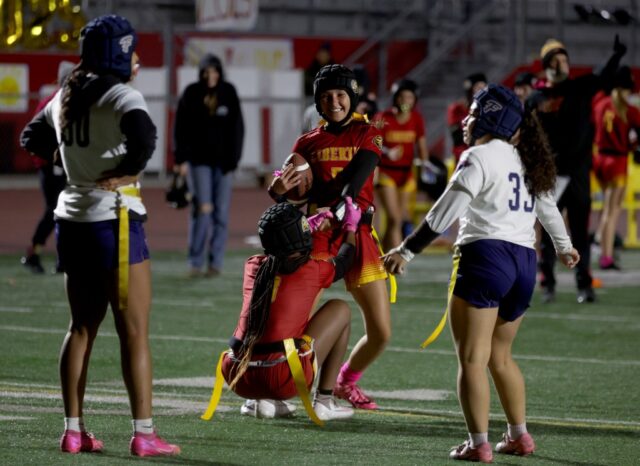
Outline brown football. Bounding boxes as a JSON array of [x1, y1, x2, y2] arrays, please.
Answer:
[[282, 152, 313, 205]]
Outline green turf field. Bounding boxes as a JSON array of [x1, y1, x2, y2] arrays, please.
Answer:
[[1, 249, 639, 465]]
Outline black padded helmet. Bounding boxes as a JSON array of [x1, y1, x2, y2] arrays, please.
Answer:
[[391, 78, 419, 111], [258, 203, 312, 257], [313, 64, 359, 120]]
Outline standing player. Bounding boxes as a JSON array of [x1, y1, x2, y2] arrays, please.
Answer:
[[383, 85, 579, 463], [20, 15, 179, 457], [269, 64, 389, 410], [592, 65, 640, 270], [222, 200, 361, 421], [447, 73, 487, 162], [373, 78, 429, 251]]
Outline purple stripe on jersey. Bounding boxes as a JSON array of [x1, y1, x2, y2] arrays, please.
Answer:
[[453, 239, 536, 321]]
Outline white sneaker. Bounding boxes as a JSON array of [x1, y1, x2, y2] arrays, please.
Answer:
[[313, 395, 354, 421], [240, 399, 296, 418]]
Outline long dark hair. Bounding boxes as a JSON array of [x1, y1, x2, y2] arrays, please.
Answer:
[[228, 255, 281, 389], [59, 67, 88, 134], [516, 109, 556, 196]]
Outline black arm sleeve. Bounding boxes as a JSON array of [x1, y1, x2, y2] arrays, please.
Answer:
[[331, 242, 356, 282], [116, 109, 157, 176], [404, 218, 440, 254], [20, 110, 58, 162], [594, 49, 625, 93], [337, 149, 379, 199]]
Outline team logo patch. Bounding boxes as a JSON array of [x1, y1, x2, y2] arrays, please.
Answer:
[[301, 217, 310, 232], [372, 135, 383, 150], [483, 99, 503, 113], [119, 35, 133, 53]]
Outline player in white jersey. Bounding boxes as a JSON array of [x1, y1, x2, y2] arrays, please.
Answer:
[[20, 15, 179, 457], [383, 84, 579, 463]]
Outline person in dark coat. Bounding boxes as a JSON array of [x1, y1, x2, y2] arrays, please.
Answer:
[[173, 54, 244, 277]]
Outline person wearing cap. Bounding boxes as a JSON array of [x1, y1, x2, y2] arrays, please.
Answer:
[[20, 14, 179, 457], [383, 84, 579, 463], [373, 78, 429, 251], [527, 35, 627, 304], [447, 72, 488, 162], [220, 200, 360, 421], [513, 71, 537, 104], [592, 65, 640, 270], [269, 64, 389, 411], [173, 53, 245, 278], [21, 60, 75, 274]]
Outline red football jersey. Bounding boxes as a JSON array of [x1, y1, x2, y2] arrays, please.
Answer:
[[291, 119, 382, 210], [232, 255, 335, 344], [373, 109, 425, 169], [593, 97, 640, 156]]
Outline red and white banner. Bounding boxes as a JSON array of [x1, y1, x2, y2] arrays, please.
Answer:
[[196, 0, 259, 31]]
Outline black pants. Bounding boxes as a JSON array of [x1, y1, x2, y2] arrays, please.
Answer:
[[539, 167, 593, 291], [32, 165, 66, 246]]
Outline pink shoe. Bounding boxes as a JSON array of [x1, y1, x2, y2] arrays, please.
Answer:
[[130, 431, 180, 457], [495, 432, 535, 456], [449, 440, 493, 463], [60, 430, 104, 454], [333, 382, 378, 410]]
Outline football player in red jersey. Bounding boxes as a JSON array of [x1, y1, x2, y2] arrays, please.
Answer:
[[268, 64, 388, 410], [373, 78, 429, 251], [447, 73, 487, 162], [222, 200, 361, 421], [592, 66, 640, 270]]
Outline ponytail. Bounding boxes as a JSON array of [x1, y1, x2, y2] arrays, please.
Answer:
[[59, 67, 88, 134], [228, 255, 281, 389], [516, 109, 556, 197]]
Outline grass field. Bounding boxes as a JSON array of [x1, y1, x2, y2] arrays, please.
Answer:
[[1, 248, 639, 465]]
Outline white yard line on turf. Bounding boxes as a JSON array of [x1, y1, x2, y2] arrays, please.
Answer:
[[1, 324, 639, 366], [2, 385, 638, 431], [0, 306, 32, 313]]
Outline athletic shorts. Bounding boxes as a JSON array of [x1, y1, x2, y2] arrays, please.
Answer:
[[311, 223, 388, 289], [376, 167, 416, 192], [221, 349, 315, 400], [593, 154, 627, 188], [56, 219, 150, 274], [453, 239, 536, 322]]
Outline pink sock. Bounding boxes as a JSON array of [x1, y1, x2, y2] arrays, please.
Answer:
[[600, 255, 613, 267], [337, 363, 362, 385]]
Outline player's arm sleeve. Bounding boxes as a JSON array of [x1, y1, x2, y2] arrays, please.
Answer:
[[404, 151, 482, 254], [330, 242, 356, 282], [405, 184, 473, 253], [535, 192, 573, 254], [115, 109, 157, 176], [19, 109, 58, 162], [337, 149, 379, 199]]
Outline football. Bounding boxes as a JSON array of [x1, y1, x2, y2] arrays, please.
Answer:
[[282, 152, 313, 205]]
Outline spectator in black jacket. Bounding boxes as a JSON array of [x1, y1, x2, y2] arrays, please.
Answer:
[[173, 54, 244, 277], [527, 36, 626, 304]]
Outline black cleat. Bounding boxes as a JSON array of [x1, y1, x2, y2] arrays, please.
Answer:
[[21, 254, 45, 274], [577, 287, 596, 304], [541, 288, 555, 304]]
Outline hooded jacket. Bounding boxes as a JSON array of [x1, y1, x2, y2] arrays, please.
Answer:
[[173, 54, 244, 173]]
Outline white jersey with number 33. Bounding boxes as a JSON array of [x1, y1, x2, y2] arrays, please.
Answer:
[[427, 138, 572, 254]]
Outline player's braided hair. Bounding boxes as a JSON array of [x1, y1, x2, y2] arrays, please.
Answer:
[[229, 255, 280, 388], [516, 109, 556, 196], [59, 68, 88, 135]]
